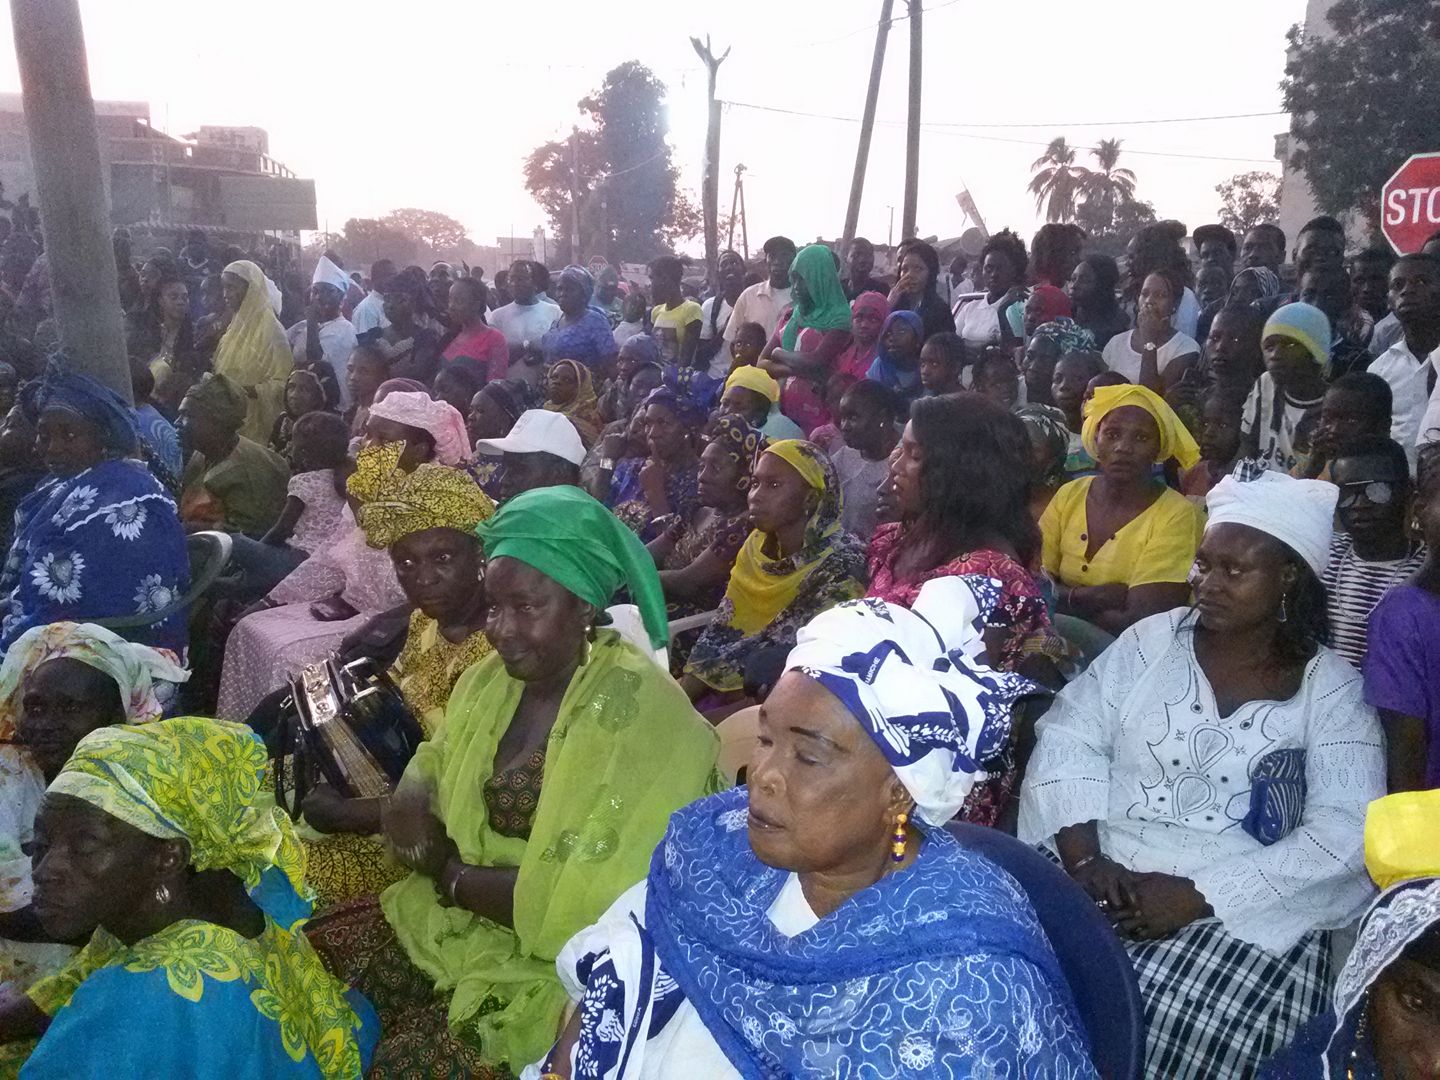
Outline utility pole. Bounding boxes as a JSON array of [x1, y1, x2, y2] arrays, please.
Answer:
[[901, 0, 923, 240], [727, 164, 749, 261], [9, 0, 129, 399], [841, 0, 894, 258], [691, 35, 730, 288], [568, 126, 582, 264]]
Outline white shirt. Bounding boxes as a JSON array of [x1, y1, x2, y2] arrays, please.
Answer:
[[285, 316, 358, 406], [699, 295, 735, 378], [489, 298, 561, 350], [1174, 285, 1201, 339], [1239, 371, 1323, 475], [1019, 609, 1384, 954], [351, 290, 388, 335], [1369, 339, 1439, 471], [1101, 329, 1201, 383], [722, 281, 790, 343], [954, 294, 1004, 349]]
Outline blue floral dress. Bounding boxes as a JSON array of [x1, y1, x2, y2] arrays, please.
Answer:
[[0, 458, 190, 653]]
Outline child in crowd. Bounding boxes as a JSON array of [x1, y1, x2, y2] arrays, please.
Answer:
[[1050, 349, 1107, 477], [728, 321, 768, 372], [269, 368, 330, 459], [974, 348, 1022, 411], [807, 371, 859, 454], [1181, 389, 1244, 498], [612, 289, 647, 349], [343, 343, 390, 438], [260, 410, 352, 554], [130, 356, 183, 480], [831, 378, 902, 541], [1239, 301, 1329, 474], [918, 331, 965, 396], [1201, 303, 1266, 398], [1296, 370, 1393, 480]]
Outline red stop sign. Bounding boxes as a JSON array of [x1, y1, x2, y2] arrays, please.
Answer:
[[1382, 153, 1440, 254]]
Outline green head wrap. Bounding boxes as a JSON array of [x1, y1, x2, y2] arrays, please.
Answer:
[[476, 484, 670, 650], [781, 243, 853, 351]]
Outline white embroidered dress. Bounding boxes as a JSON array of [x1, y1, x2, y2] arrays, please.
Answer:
[[1018, 609, 1385, 954]]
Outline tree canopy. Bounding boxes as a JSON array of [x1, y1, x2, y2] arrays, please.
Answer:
[[524, 62, 685, 263], [1215, 171, 1281, 235], [1281, 0, 1440, 229], [328, 209, 473, 266]]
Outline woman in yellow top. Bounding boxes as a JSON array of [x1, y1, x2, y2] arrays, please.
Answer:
[[307, 485, 721, 1077], [1040, 382, 1205, 636], [213, 260, 293, 443]]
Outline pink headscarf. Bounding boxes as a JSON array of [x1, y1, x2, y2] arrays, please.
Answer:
[[852, 290, 890, 321], [367, 390, 471, 465]]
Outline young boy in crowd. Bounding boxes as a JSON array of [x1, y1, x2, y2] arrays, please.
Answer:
[[1239, 302, 1329, 474], [918, 332, 965, 396], [1323, 435, 1425, 668], [974, 348, 1022, 411], [831, 379, 901, 541], [728, 321, 768, 373], [1181, 389, 1244, 499], [1050, 350, 1107, 477], [1295, 371, 1392, 480]]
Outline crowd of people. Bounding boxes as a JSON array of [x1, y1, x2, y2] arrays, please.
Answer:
[[0, 203, 1430, 1078]]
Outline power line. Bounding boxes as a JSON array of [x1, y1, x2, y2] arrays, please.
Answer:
[[718, 99, 1278, 164], [799, 0, 966, 48], [929, 111, 1286, 130]]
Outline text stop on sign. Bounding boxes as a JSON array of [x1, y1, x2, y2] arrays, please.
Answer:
[[1382, 152, 1440, 255]]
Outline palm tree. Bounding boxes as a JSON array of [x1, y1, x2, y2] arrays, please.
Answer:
[[1077, 138, 1138, 225], [1027, 137, 1090, 223]]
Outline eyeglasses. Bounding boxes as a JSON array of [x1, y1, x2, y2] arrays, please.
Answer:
[[1337, 480, 1397, 509]]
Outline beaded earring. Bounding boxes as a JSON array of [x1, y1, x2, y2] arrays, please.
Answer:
[[890, 810, 909, 863]]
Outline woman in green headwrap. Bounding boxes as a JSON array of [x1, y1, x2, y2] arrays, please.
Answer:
[[307, 485, 721, 1077], [760, 243, 855, 435]]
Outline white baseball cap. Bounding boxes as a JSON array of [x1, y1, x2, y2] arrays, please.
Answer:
[[474, 409, 586, 466]]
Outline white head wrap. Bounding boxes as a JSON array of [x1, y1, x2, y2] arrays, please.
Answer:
[[784, 575, 1038, 826], [310, 255, 350, 297], [0, 621, 189, 741], [1205, 473, 1338, 578]]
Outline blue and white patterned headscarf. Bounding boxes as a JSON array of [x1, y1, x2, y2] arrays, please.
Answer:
[[784, 575, 1037, 825]]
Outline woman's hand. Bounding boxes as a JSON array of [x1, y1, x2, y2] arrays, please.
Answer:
[[601, 429, 628, 462], [1136, 304, 1170, 347], [1069, 854, 1140, 913], [301, 784, 378, 836], [639, 456, 668, 505], [1110, 873, 1212, 940], [309, 597, 359, 622], [383, 785, 454, 878]]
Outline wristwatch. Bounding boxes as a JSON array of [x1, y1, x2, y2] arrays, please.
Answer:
[[599, 457, 617, 471]]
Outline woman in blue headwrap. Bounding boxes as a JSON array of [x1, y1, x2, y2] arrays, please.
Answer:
[[541, 266, 619, 375], [607, 386, 705, 541], [866, 309, 925, 402], [0, 358, 190, 654], [536, 576, 1098, 1079]]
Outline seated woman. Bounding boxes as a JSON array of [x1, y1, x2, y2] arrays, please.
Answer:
[[268, 368, 334, 460], [870, 394, 1064, 822], [0, 360, 190, 654], [342, 343, 390, 439], [0, 622, 187, 994], [834, 289, 888, 379], [648, 413, 760, 632], [1041, 383, 1205, 637], [608, 386, 704, 541], [1101, 269, 1202, 393], [10, 717, 377, 1077], [541, 357, 603, 448], [719, 363, 804, 442], [538, 577, 1097, 1079], [865, 309, 925, 402], [760, 243, 853, 436], [361, 385, 471, 469], [308, 486, 720, 1075], [1023, 318, 1097, 408], [1262, 790, 1440, 1078], [212, 259, 293, 443], [540, 266, 618, 375], [1018, 403, 1073, 523], [682, 440, 867, 704], [1020, 473, 1386, 1080]]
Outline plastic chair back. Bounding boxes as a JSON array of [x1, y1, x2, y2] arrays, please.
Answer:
[[944, 822, 1144, 1080]]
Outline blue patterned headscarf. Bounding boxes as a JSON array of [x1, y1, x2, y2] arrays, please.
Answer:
[[785, 574, 1037, 825], [640, 385, 708, 432], [22, 355, 140, 456], [1029, 317, 1096, 356], [559, 264, 596, 305]]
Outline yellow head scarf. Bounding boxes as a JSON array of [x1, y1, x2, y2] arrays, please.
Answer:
[[213, 260, 293, 442], [1081, 382, 1200, 470], [350, 441, 495, 550], [543, 359, 603, 447], [1365, 790, 1440, 891], [724, 364, 780, 404], [48, 717, 309, 908]]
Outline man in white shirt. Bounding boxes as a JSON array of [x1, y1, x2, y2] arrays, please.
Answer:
[[488, 259, 560, 393], [723, 236, 796, 345], [350, 258, 395, 336], [698, 249, 747, 378], [285, 256, 359, 406], [1368, 253, 1440, 471]]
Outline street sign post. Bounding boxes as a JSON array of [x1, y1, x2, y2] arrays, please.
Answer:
[[1382, 153, 1440, 255]]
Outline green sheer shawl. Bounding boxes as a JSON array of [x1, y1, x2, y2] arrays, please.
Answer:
[[379, 631, 722, 1068]]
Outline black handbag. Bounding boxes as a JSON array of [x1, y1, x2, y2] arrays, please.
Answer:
[[273, 656, 425, 819]]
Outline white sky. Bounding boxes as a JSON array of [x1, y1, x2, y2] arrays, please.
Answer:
[[0, 0, 1307, 252]]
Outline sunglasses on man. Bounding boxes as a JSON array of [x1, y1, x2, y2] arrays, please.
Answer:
[[1336, 480, 1397, 509]]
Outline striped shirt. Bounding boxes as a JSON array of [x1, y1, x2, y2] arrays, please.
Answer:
[[1322, 533, 1426, 668]]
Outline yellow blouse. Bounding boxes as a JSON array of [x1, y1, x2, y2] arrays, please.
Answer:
[[1040, 476, 1204, 589]]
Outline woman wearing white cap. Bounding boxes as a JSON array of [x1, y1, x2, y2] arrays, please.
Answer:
[[1020, 471, 1387, 1079]]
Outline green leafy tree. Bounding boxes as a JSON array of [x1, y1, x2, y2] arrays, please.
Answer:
[[1027, 138, 1087, 223], [524, 62, 682, 264], [384, 208, 469, 253], [1077, 197, 1158, 257], [340, 217, 422, 264], [1077, 139, 1138, 230], [1215, 171, 1281, 234], [1281, 0, 1440, 228]]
